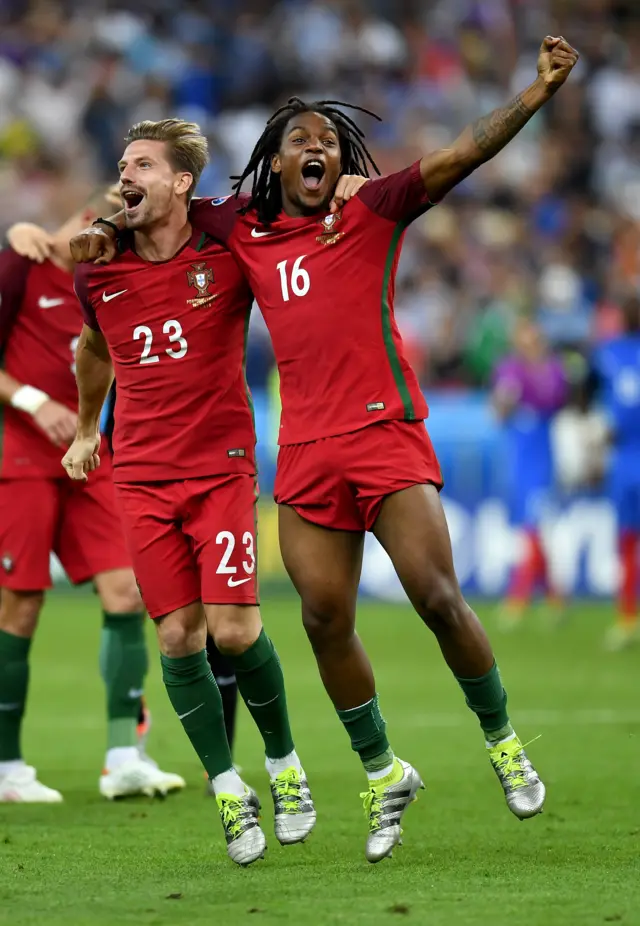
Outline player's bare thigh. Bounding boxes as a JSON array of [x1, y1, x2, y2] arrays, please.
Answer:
[[278, 503, 364, 621], [372, 483, 494, 673], [372, 483, 461, 606]]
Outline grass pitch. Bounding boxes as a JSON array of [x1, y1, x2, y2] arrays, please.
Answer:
[[0, 593, 637, 926]]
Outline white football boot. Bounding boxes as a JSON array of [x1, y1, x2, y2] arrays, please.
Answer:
[[0, 764, 63, 803]]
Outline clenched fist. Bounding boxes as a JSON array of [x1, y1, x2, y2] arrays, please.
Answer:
[[69, 225, 118, 265], [62, 433, 101, 482], [537, 36, 579, 91]]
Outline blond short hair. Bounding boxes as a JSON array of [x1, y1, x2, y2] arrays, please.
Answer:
[[124, 119, 209, 202]]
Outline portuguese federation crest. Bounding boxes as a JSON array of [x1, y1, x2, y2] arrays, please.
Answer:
[[316, 212, 345, 246], [186, 262, 216, 307]]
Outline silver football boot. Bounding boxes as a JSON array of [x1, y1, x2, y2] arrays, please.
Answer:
[[361, 758, 425, 863], [488, 735, 546, 819], [270, 766, 317, 844], [216, 788, 267, 866]]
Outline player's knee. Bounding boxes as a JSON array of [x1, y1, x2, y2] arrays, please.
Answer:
[[0, 591, 43, 637], [208, 605, 262, 656], [301, 598, 354, 648], [414, 574, 467, 634], [96, 570, 144, 614], [155, 612, 205, 658], [212, 622, 255, 656], [108, 584, 143, 614]]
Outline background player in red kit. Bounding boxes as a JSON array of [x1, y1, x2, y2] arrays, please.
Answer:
[[64, 120, 320, 868], [0, 189, 184, 803], [70, 36, 579, 863]]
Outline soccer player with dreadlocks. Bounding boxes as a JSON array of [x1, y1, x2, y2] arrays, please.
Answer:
[[71, 36, 579, 863]]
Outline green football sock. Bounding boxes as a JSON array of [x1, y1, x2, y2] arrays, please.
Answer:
[[456, 661, 514, 742], [0, 629, 31, 762], [336, 694, 394, 774], [161, 650, 233, 778], [99, 611, 148, 750], [229, 629, 294, 760]]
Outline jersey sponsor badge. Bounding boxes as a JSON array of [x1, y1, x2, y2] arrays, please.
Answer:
[[186, 262, 217, 308], [316, 212, 345, 246], [211, 196, 231, 206]]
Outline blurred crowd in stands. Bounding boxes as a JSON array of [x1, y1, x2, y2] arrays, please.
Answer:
[[1, 0, 638, 389]]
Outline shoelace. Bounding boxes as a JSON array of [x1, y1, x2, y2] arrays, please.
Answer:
[[218, 795, 247, 839], [272, 769, 302, 813], [492, 735, 542, 790], [360, 787, 384, 830]]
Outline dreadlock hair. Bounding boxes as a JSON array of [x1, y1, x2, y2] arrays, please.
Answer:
[[231, 98, 382, 225]]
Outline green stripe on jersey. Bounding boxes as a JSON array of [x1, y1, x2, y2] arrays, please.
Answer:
[[195, 231, 207, 252], [242, 302, 256, 428], [381, 220, 415, 420]]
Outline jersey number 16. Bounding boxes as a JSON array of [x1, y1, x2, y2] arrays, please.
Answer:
[[277, 256, 310, 303]]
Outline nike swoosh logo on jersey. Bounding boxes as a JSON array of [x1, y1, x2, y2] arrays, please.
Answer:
[[177, 702, 204, 720], [127, 688, 145, 700], [102, 289, 128, 302], [228, 576, 252, 587], [251, 228, 273, 238], [38, 296, 64, 309], [0, 702, 22, 711]]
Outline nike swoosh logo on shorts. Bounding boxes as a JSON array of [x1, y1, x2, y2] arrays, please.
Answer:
[[228, 576, 252, 587], [251, 228, 273, 238], [177, 702, 204, 720], [102, 289, 128, 302], [0, 702, 22, 711], [127, 688, 144, 700], [38, 296, 64, 309]]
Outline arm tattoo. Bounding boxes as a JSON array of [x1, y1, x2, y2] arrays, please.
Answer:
[[471, 93, 534, 160]]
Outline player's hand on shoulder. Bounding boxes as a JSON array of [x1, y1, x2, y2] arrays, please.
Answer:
[[69, 226, 117, 266], [61, 433, 101, 482], [7, 223, 53, 263], [33, 400, 78, 448], [330, 175, 369, 214], [537, 36, 579, 91]]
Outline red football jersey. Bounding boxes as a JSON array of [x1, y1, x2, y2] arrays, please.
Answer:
[[189, 161, 432, 445], [0, 249, 82, 479], [74, 230, 256, 483]]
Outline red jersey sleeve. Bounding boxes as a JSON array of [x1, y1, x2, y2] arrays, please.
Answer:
[[356, 161, 434, 224], [0, 248, 31, 351], [188, 194, 250, 244], [74, 264, 100, 330]]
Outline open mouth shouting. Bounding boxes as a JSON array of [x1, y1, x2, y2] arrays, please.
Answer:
[[121, 187, 145, 217], [301, 158, 326, 193]]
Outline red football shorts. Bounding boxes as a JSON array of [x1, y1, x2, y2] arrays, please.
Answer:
[[274, 419, 443, 532], [0, 462, 131, 591], [114, 473, 259, 619]]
